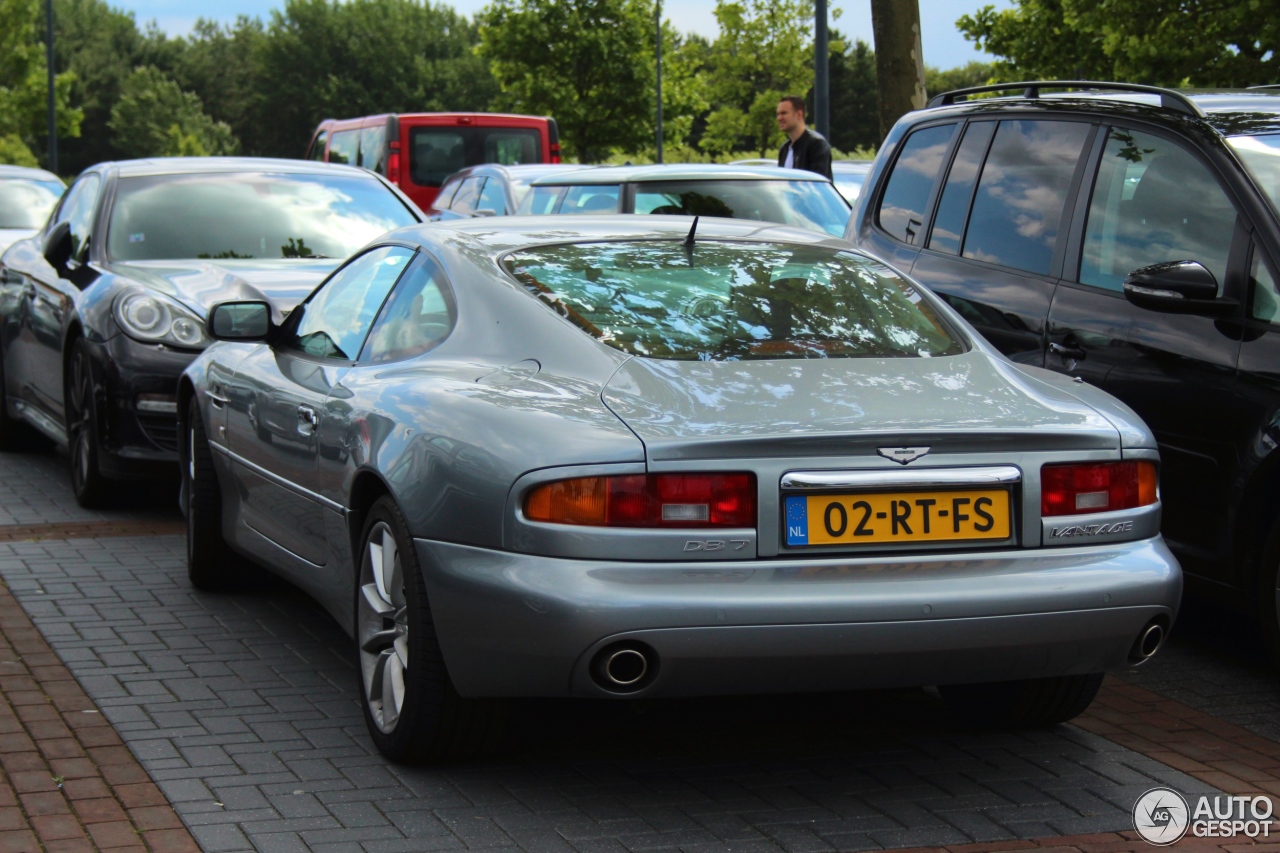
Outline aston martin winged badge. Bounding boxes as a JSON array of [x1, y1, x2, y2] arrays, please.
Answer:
[[877, 446, 930, 465]]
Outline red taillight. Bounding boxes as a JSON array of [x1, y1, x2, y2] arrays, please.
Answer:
[[1041, 461, 1157, 517], [386, 150, 401, 184], [524, 473, 756, 527], [549, 142, 561, 164]]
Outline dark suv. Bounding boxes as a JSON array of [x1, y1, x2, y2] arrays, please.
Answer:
[[847, 82, 1280, 654]]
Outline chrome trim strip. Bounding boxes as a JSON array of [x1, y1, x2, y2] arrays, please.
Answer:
[[14, 400, 68, 446], [781, 465, 1022, 490], [211, 441, 346, 514]]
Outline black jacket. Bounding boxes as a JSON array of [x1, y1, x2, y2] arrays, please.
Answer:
[[777, 129, 833, 180]]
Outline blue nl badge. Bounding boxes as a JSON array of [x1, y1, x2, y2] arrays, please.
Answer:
[[784, 496, 809, 546]]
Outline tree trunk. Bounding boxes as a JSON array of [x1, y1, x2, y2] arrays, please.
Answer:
[[870, 0, 927, 140]]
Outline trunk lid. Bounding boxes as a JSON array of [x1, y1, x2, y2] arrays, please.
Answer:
[[602, 351, 1120, 462]]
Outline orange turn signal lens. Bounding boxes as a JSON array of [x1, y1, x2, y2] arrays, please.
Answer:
[[524, 473, 756, 528]]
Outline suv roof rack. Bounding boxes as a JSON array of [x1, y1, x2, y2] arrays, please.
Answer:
[[928, 81, 1205, 118]]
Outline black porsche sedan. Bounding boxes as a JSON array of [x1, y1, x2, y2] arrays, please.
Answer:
[[0, 157, 422, 506]]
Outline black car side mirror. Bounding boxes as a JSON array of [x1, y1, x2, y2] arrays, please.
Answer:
[[1122, 260, 1240, 317], [42, 221, 71, 268], [208, 301, 273, 341]]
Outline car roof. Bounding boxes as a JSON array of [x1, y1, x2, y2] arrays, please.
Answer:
[[448, 163, 593, 181], [832, 161, 873, 172], [528, 163, 831, 186], [392, 213, 845, 256], [0, 165, 62, 183], [106, 157, 378, 179], [921, 84, 1280, 139]]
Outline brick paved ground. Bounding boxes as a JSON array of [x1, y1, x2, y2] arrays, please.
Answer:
[[0, 444, 1275, 852]]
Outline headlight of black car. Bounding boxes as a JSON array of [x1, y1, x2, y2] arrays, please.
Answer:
[[113, 291, 210, 349]]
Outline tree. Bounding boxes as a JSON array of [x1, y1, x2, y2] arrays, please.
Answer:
[[47, 0, 175, 172], [173, 18, 267, 155], [478, 0, 654, 163], [957, 0, 1279, 87], [926, 60, 997, 96], [108, 66, 238, 158], [870, 0, 926, 138], [698, 0, 814, 157], [823, 35, 879, 154], [0, 0, 81, 168], [255, 0, 495, 158]]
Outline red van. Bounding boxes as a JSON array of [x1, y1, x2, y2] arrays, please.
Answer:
[[305, 113, 560, 210]]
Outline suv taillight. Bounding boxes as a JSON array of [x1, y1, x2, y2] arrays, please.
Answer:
[[1041, 461, 1157, 517], [524, 473, 756, 527]]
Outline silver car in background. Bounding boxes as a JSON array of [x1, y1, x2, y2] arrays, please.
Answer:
[[0, 166, 64, 255], [180, 216, 1180, 762]]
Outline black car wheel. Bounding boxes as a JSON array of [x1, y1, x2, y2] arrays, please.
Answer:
[[65, 338, 108, 508], [939, 672, 1105, 728], [184, 397, 256, 591], [356, 495, 503, 763]]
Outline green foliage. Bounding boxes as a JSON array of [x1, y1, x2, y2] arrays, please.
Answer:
[[825, 36, 880, 154], [256, 0, 495, 158], [958, 0, 1279, 87], [698, 0, 814, 156], [108, 66, 238, 158], [926, 60, 998, 95], [0, 0, 81, 168], [478, 0, 655, 163], [173, 18, 267, 155]]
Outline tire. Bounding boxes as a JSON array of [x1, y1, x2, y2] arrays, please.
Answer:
[[184, 397, 256, 591], [65, 338, 108, 508], [939, 672, 1105, 728], [356, 495, 504, 763], [1256, 517, 1280, 669]]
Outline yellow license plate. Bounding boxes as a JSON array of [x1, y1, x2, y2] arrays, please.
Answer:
[[784, 489, 1011, 546]]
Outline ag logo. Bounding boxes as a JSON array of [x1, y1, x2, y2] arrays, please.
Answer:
[[1133, 787, 1190, 846]]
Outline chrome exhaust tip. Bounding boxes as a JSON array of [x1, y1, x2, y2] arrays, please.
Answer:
[[591, 643, 657, 693], [1130, 620, 1166, 663]]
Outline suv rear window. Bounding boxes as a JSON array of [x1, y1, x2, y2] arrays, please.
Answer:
[[410, 127, 542, 188], [876, 123, 956, 245], [503, 241, 964, 361]]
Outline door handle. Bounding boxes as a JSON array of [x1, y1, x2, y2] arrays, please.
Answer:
[[207, 386, 228, 409], [296, 405, 318, 436], [1049, 341, 1086, 360]]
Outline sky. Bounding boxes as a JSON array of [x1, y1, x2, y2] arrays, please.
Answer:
[[114, 0, 1014, 71]]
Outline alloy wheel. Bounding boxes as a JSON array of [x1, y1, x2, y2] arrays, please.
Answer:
[[358, 521, 409, 734]]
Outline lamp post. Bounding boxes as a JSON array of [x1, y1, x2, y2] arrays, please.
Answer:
[[655, 0, 663, 163], [45, 0, 57, 174], [814, 0, 829, 140]]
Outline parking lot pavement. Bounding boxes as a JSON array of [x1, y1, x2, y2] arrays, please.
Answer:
[[0, 445, 1271, 853]]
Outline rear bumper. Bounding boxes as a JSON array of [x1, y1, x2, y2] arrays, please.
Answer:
[[417, 535, 1182, 698]]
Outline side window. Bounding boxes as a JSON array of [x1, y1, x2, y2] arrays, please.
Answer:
[[928, 121, 996, 255], [410, 129, 467, 188], [327, 130, 360, 166], [59, 174, 101, 262], [518, 185, 563, 215], [308, 130, 328, 162], [476, 177, 506, 215], [361, 254, 455, 363], [876, 123, 957, 245], [963, 120, 1090, 276], [451, 177, 485, 214], [279, 246, 414, 360], [359, 124, 387, 173], [559, 184, 620, 214], [434, 178, 463, 211], [1081, 127, 1237, 292], [1250, 245, 1280, 324]]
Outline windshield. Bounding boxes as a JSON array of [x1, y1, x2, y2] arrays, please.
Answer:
[[0, 178, 63, 230], [632, 179, 851, 237], [504, 241, 964, 361], [107, 172, 418, 261], [832, 172, 867, 203], [1229, 134, 1280, 213]]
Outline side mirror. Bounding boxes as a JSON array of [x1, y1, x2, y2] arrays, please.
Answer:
[[42, 221, 71, 268], [208, 301, 273, 342], [1122, 260, 1240, 317]]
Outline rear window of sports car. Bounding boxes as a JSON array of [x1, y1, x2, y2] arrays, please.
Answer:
[[503, 241, 965, 360]]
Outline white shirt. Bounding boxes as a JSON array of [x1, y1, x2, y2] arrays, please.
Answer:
[[783, 146, 794, 169]]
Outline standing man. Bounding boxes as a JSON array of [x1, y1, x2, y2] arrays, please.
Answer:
[[776, 96, 833, 181]]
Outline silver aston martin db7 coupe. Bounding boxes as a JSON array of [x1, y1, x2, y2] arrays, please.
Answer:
[[180, 216, 1181, 762]]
